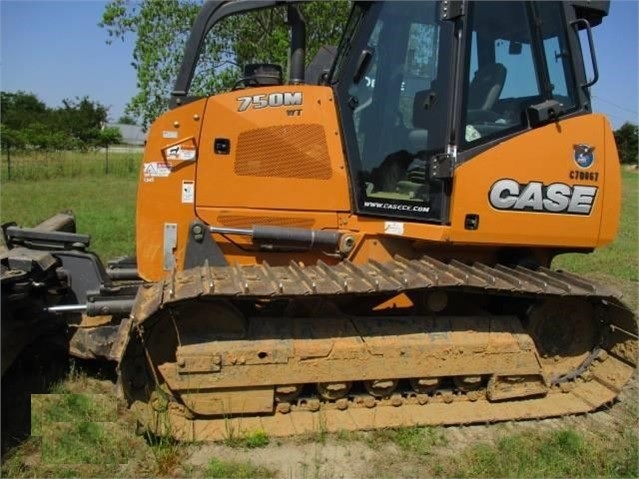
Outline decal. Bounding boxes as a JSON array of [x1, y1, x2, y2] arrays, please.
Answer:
[[569, 170, 599, 182], [181, 180, 194, 204], [489, 179, 597, 215], [573, 144, 595, 169], [384, 221, 405, 236], [143, 162, 171, 181], [165, 145, 196, 161], [162, 130, 179, 139], [364, 201, 430, 213], [237, 92, 303, 112]]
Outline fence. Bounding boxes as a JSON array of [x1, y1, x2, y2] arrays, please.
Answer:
[[1, 147, 144, 181]]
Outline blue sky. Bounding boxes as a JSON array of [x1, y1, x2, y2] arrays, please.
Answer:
[[1, 0, 638, 128]]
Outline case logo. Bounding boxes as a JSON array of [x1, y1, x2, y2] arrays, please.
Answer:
[[573, 144, 595, 169], [489, 179, 597, 215]]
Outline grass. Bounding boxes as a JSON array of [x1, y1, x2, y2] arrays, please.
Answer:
[[2, 367, 145, 478], [1, 174, 138, 261], [435, 426, 638, 478], [205, 458, 275, 478], [0, 162, 637, 478], [225, 429, 271, 449], [1, 149, 143, 182], [555, 169, 638, 284], [369, 426, 447, 455]]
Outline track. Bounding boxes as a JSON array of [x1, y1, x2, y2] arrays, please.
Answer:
[[116, 256, 638, 441]]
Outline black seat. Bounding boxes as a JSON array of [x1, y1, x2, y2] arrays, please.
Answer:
[[468, 63, 507, 111]]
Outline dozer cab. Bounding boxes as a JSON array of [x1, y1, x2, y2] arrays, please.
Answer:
[[2, 0, 636, 440]]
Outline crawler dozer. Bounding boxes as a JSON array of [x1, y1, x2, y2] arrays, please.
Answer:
[[2, 0, 637, 440]]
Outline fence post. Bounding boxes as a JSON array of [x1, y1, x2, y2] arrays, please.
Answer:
[[7, 145, 11, 181], [105, 145, 109, 174]]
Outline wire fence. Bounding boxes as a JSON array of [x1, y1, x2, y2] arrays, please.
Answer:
[[0, 146, 144, 181]]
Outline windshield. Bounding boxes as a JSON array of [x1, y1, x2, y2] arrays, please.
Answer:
[[335, 1, 454, 221]]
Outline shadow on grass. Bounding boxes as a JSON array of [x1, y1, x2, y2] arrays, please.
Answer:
[[1, 339, 118, 457]]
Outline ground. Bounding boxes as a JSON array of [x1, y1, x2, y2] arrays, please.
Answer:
[[2, 342, 636, 479]]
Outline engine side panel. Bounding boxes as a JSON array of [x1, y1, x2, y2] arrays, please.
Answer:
[[195, 85, 351, 217]]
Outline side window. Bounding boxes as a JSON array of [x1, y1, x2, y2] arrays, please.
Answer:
[[537, 2, 577, 109], [350, 21, 382, 154], [399, 22, 439, 128], [463, 1, 542, 146], [495, 40, 538, 98]]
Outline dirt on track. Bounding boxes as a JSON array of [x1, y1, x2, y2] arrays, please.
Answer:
[[2, 269, 637, 478], [1, 335, 636, 479], [183, 375, 638, 478]]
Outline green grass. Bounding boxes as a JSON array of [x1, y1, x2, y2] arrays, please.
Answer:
[[1, 149, 142, 182], [4, 381, 140, 478], [369, 426, 447, 455], [205, 458, 275, 478], [554, 169, 638, 283], [1, 175, 138, 260], [31, 393, 117, 437], [225, 429, 271, 449], [1, 163, 637, 479], [436, 426, 638, 478]]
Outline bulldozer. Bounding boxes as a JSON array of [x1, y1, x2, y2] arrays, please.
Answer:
[[2, 0, 637, 441]]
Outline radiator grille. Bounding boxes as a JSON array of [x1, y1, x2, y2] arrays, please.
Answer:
[[235, 124, 332, 179]]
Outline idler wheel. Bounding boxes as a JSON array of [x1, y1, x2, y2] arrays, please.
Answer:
[[364, 379, 399, 398], [527, 298, 599, 383], [317, 381, 352, 400]]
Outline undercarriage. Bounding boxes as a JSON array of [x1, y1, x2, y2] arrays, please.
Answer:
[[117, 257, 638, 440]]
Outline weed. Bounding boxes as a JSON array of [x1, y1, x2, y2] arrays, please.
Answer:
[[335, 429, 362, 442], [371, 426, 447, 455], [225, 429, 270, 449], [242, 429, 270, 448], [205, 457, 275, 478], [138, 399, 189, 476], [439, 426, 638, 478]]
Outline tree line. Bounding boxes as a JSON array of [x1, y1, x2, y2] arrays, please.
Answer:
[[2, 90, 636, 165], [100, 0, 351, 128], [100, 0, 637, 165], [0, 91, 122, 151], [613, 122, 638, 165]]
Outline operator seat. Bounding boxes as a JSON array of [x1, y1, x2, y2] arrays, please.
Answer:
[[468, 63, 507, 111]]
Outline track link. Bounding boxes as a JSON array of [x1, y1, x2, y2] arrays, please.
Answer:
[[117, 255, 638, 441]]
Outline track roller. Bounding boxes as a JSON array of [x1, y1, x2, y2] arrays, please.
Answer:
[[364, 379, 399, 397], [317, 382, 352, 400]]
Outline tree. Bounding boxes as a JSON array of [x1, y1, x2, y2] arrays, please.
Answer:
[[0, 123, 26, 150], [1, 91, 48, 131], [98, 127, 123, 147], [56, 96, 109, 148], [1, 91, 111, 150], [117, 115, 137, 125], [613, 122, 638, 165], [100, 0, 350, 127]]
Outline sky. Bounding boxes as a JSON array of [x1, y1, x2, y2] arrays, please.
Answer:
[[1, 0, 638, 128]]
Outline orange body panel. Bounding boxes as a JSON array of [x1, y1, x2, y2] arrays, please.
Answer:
[[136, 84, 620, 280], [136, 99, 206, 281], [195, 85, 350, 214], [597, 117, 622, 245], [449, 114, 619, 248]]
